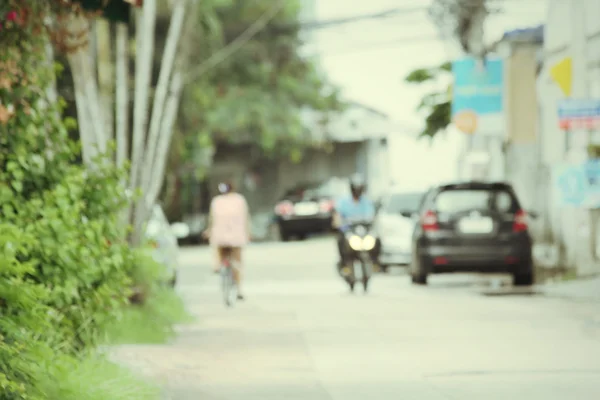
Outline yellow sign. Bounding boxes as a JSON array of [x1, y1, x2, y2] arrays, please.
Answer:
[[550, 57, 572, 96], [454, 110, 478, 134]]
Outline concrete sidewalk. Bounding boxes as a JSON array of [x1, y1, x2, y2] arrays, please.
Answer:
[[541, 276, 600, 302]]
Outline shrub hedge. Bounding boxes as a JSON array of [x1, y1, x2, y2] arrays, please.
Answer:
[[0, 3, 173, 399]]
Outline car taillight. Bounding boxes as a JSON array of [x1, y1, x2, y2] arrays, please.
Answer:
[[421, 210, 439, 231], [275, 201, 294, 216], [319, 199, 334, 213], [513, 209, 528, 232]]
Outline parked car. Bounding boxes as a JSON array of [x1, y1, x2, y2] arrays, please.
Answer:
[[144, 205, 189, 287], [374, 190, 424, 272], [273, 180, 347, 241], [178, 213, 208, 245], [410, 181, 535, 286]]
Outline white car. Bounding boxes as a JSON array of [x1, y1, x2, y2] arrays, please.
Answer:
[[374, 191, 424, 271], [144, 205, 189, 287]]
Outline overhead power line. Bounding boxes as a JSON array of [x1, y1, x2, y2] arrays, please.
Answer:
[[184, 4, 430, 83], [184, 0, 287, 84], [309, 35, 442, 58], [297, 6, 428, 31], [221, 5, 430, 39]]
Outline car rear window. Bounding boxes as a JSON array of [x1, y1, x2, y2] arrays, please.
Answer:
[[385, 193, 423, 213], [434, 188, 518, 214]]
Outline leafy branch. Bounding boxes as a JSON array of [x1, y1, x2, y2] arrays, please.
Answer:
[[405, 61, 452, 140]]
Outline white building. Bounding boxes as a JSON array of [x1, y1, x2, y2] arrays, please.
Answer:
[[538, 0, 600, 273]]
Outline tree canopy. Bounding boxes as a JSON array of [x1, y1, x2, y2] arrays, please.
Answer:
[[176, 0, 344, 171], [405, 61, 452, 140]]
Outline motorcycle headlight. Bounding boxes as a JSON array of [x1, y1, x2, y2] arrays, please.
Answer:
[[348, 234, 376, 251], [348, 235, 363, 251], [362, 235, 376, 251]]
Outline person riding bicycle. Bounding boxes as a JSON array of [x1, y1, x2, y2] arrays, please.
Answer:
[[332, 173, 377, 269], [205, 180, 251, 300]]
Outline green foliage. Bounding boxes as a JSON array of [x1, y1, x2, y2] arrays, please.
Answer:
[[103, 287, 192, 345], [0, 6, 170, 399], [405, 61, 452, 139], [37, 352, 161, 400], [178, 0, 345, 165], [101, 249, 191, 345]]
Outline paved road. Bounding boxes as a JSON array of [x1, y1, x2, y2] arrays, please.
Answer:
[[113, 237, 600, 399]]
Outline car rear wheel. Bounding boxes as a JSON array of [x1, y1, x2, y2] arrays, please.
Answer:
[[273, 224, 291, 242], [513, 271, 534, 286], [411, 271, 428, 285], [280, 231, 292, 242], [410, 257, 428, 285]]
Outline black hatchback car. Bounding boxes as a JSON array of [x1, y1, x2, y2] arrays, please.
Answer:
[[410, 181, 534, 286]]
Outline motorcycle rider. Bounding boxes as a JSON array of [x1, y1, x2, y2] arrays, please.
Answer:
[[332, 174, 378, 272]]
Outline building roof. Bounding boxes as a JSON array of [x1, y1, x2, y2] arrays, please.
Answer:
[[500, 25, 544, 44], [347, 101, 389, 119]]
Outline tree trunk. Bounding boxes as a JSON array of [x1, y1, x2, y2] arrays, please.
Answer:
[[129, 0, 157, 194], [147, 70, 184, 203], [65, 15, 107, 162], [115, 22, 130, 170], [68, 50, 96, 165], [132, 0, 188, 241], [96, 19, 114, 144], [115, 22, 130, 230], [81, 46, 108, 154], [139, 0, 187, 201], [128, 0, 158, 245]]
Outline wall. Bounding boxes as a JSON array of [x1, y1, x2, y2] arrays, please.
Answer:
[[365, 137, 390, 199], [502, 42, 544, 238], [538, 0, 600, 273]]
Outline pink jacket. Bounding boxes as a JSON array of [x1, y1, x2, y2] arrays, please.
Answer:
[[209, 193, 250, 247]]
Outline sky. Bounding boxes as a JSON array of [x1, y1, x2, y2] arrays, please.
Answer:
[[306, 0, 548, 189]]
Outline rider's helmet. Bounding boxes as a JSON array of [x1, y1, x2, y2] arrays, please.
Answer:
[[217, 180, 234, 194], [349, 173, 366, 198]]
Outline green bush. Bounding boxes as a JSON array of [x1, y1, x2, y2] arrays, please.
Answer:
[[0, 159, 138, 399], [0, 224, 56, 399], [102, 249, 192, 345], [0, 3, 164, 398]]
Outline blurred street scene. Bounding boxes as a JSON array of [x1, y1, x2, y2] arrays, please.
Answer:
[[111, 239, 600, 399], [5, 0, 600, 399]]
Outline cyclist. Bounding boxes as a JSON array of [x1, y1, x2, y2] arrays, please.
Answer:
[[205, 180, 251, 300], [332, 173, 377, 270]]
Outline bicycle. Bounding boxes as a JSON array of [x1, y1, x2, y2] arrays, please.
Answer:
[[219, 246, 238, 307]]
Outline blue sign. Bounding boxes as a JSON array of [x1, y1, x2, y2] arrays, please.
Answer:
[[452, 57, 504, 117], [555, 164, 587, 206], [554, 159, 600, 207], [583, 159, 600, 206], [558, 99, 600, 118], [557, 99, 600, 130]]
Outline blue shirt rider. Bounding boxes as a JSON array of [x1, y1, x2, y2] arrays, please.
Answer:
[[334, 174, 376, 265], [336, 193, 375, 231]]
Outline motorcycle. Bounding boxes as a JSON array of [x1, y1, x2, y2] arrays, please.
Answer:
[[338, 219, 377, 293]]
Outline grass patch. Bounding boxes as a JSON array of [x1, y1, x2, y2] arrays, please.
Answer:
[[37, 352, 161, 400], [103, 288, 194, 345], [560, 268, 578, 281]]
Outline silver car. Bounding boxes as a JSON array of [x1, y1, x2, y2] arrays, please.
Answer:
[[144, 205, 189, 287], [375, 191, 424, 271]]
